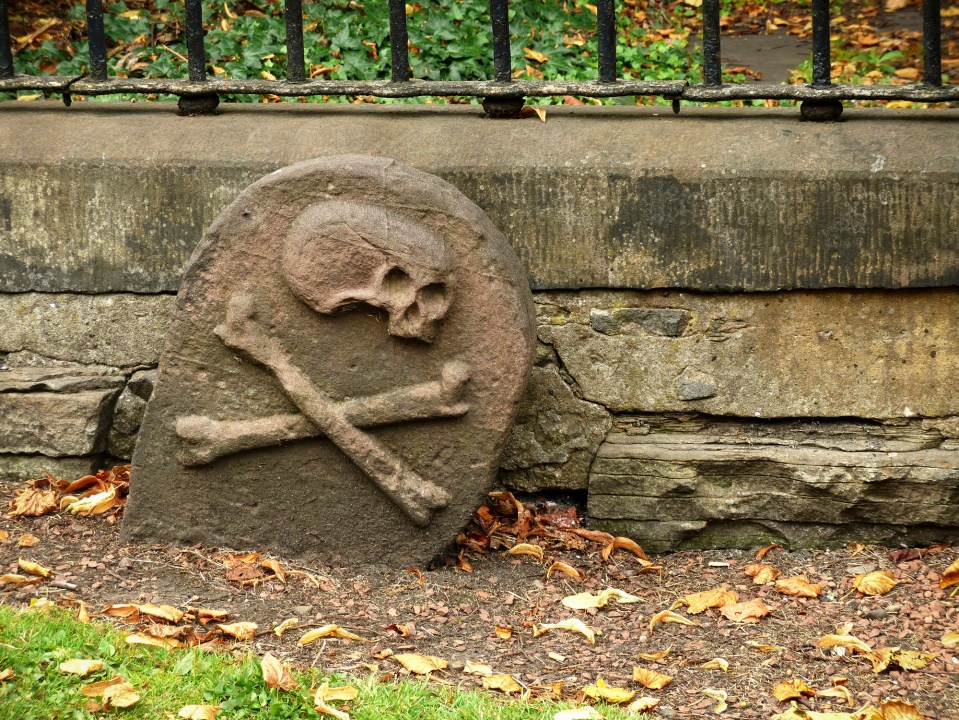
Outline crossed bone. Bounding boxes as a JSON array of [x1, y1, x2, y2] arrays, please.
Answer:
[[175, 292, 467, 527]]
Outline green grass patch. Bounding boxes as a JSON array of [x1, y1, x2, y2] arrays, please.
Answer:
[[0, 604, 648, 720]]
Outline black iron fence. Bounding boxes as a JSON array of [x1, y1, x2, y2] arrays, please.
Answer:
[[0, 0, 955, 121]]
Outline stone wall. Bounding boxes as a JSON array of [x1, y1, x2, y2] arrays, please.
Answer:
[[1, 102, 957, 549]]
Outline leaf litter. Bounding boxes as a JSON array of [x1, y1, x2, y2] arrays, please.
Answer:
[[2, 478, 958, 718]]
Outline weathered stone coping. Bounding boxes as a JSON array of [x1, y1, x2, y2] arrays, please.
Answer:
[[1, 103, 957, 293]]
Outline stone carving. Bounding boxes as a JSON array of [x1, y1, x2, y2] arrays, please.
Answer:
[[124, 156, 536, 565]]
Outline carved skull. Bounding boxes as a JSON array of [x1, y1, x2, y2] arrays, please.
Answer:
[[282, 201, 455, 342]]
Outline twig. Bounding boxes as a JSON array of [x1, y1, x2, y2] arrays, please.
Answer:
[[14, 19, 59, 55], [50, 580, 78, 591]]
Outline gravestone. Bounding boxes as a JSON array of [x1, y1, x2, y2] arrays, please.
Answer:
[[123, 156, 536, 565]]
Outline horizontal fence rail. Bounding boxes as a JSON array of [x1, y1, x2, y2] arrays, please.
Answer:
[[0, 0, 955, 121]]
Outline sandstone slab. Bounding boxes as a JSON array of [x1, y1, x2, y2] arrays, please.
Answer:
[[0, 454, 100, 483], [124, 156, 536, 565], [0, 389, 118, 456]]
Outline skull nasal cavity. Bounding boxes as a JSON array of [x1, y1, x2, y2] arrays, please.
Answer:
[[383, 267, 415, 298]]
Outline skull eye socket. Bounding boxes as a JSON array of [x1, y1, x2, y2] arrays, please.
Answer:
[[417, 283, 448, 315], [383, 267, 414, 298]]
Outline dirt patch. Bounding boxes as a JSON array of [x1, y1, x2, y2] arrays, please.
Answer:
[[2, 477, 958, 719]]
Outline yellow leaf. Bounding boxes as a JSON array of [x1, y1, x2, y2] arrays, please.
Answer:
[[394, 653, 448, 675], [463, 660, 493, 676], [679, 586, 738, 614], [299, 624, 366, 644], [75, 601, 91, 624], [0, 669, 14, 682], [507, 543, 544, 562], [82, 676, 128, 697], [701, 658, 729, 673], [702, 688, 728, 714], [261, 70, 277, 81], [494, 625, 513, 639], [103, 603, 140, 618], [178, 705, 221, 720], [627, 696, 660, 712], [940, 558, 959, 589], [118, 9, 141, 19], [273, 618, 298, 637], [719, 598, 773, 623], [891, 650, 935, 671], [772, 679, 816, 702], [775, 576, 823, 599], [68, 487, 117, 515], [562, 587, 640, 610], [139, 603, 184, 623], [547, 561, 585, 581], [533, 618, 599, 644], [866, 647, 894, 673], [684, 0, 703, 6], [59, 659, 104, 676], [314, 683, 359, 702], [583, 677, 635, 704], [29, 598, 54, 611], [523, 48, 549, 64], [314, 698, 350, 720], [0, 530, 6, 542], [632, 667, 672, 690], [885, 101, 915, 109], [649, 609, 698, 634], [817, 634, 873, 655], [894, 68, 921, 81], [744, 564, 780, 585], [18, 533, 40, 547], [261, 653, 299, 691], [483, 673, 523, 694], [879, 700, 926, 720], [636, 649, 670, 661], [126, 633, 182, 649], [554, 709, 603, 720], [941, 631, 959, 647], [217, 622, 258, 641], [143, 625, 187, 640], [0, 573, 42, 587], [103, 681, 140, 708], [744, 640, 785, 652], [852, 571, 897, 596], [259, 558, 287, 582], [817, 685, 855, 707]]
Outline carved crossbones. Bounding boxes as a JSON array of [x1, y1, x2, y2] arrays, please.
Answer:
[[192, 292, 463, 527]]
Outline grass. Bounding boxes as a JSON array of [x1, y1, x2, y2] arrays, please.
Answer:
[[0, 604, 648, 720]]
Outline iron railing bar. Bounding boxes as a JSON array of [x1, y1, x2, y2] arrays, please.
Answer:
[[490, 0, 512, 82], [285, 0, 306, 82], [184, 0, 207, 82], [388, 0, 410, 82], [923, 0, 941, 86], [85, 0, 107, 81], [702, 0, 721, 87], [0, 0, 13, 78], [597, 0, 616, 83], [811, 0, 831, 87]]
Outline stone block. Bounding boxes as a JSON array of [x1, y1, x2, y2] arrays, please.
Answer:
[[0, 454, 99, 483], [0, 389, 118, 456]]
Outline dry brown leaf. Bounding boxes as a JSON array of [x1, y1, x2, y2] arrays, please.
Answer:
[[533, 618, 598, 644], [879, 700, 926, 720], [719, 598, 773, 623], [866, 648, 895, 673], [583, 677, 635, 703], [273, 618, 298, 637], [940, 558, 959, 589], [627, 696, 661, 713], [848, 541, 866, 558], [387, 623, 414, 637], [744, 640, 785, 652], [756, 544, 783, 560], [547, 561, 585, 582], [463, 660, 493, 676], [817, 685, 855, 707], [216, 622, 258, 641], [775, 575, 823, 598], [772, 679, 816, 702], [17, 533, 40, 547], [561, 587, 641, 610], [632, 667, 672, 690], [817, 634, 873, 655], [81, 676, 127, 697], [507, 542, 544, 562], [103, 681, 140, 708], [744, 563, 780, 585], [103, 603, 140, 618], [941, 631, 959, 647], [143, 625, 189, 639], [314, 699, 350, 720], [518, 105, 547, 123], [679, 586, 739, 614], [0, 573, 42, 587], [649, 609, 698, 632], [194, 607, 230, 625], [494, 625, 513, 640], [178, 705, 221, 720], [601, 536, 651, 564], [68, 487, 117, 516], [299, 624, 366, 644], [523, 48, 549, 63], [702, 688, 728, 714], [852, 570, 897, 596], [0, 669, 13, 682], [483, 673, 523, 694], [395, 653, 448, 675], [60, 659, 104, 676], [261, 653, 299, 691], [259, 558, 287, 582], [74, 600, 91, 624], [701, 658, 729, 673], [8, 487, 57, 517], [636, 649, 670, 661], [0, 530, 6, 542], [315, 683, 359, 703], [139, 603, 184, 623], [126, 633, 182, 649], [885, 0, 910, 11]]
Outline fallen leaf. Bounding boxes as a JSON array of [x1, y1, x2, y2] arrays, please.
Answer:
[[627, 696, 660, 713], [314, 698, 350, 720], [890, 650, 935, 671], [507, 543, 545, 562], [315, 683, 359, 702], [775, 576, 823, 598], [518, 105, 547, 123], [678, 586, 738, 614], [300, 624, 366, 644], [773, 679, 816, 702], [701, 658, 729, 672], [879, 700, 926, 720], [632, 667, 672, 690], [744, 640, 785, 652], [395, 653, 448, 675], [103, 604, 140, 618], [702, 688, 728, 714], [885, 0, 909, 10], [533, 618, 599, 644], [494, 625, 513, 640], [523, 48, 549, 63], [464, 660, 493, 676], [67, 487, 117, 515], [848, 541, 866, 557], [194, 608, 230, 625], [852, 571, 897, 596], [178, 706, 221, 720], [483, 673, 523, 694], [636, 649, 670, 661], [940, 558, 959, 589], [261, 653, 299, 691], [17, 533, 40, 547], [259, 558, 287, 582], [601, 536, 650, 563], [139, 603, 184, 623], [719, 598, 773, 623], [745, 564, 780, 585], [386, 623, 414, 637], [82, 676, 127, 696], [894, 68, 921, 81], [649, 609, 698, 632], [143, 625, 188, 639], [75, 600, 91, 624], [756, 544, 783, 560], [217, 622, 258, 641], [817, 685, 855, 707], [547, 561, 585, 581], [0, 669, 14, 681], [0, 530, 6, 542], [941, 631, 959, 647], [0, 573, 42, 587], [126, 633, 182, 649], [8, 487, 57, 517], [562, 587, 641, 610], [273, 618, 298, 637], [866, 647, 894, 673], [554, 709, 602, 720], [583, 677, 635, 703], [817, 634, 873, 654], [60, 659, 104, 677], [103, 681, 140, 708]]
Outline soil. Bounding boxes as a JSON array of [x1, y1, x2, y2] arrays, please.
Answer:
[[2, 476, 958, 719]]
